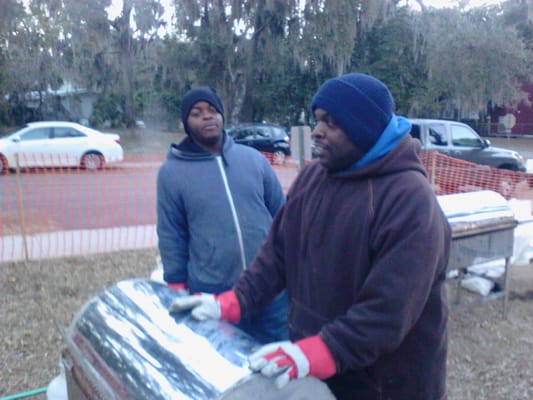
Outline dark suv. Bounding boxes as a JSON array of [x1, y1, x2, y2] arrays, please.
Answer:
[[226, 123, 291, 164]]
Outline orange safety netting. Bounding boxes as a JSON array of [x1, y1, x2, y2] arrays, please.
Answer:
[[419, 151, 533, 200], [1, 151, 531, 262]]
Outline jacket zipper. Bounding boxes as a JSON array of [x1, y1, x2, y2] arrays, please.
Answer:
[[216, 156, 247, 269]]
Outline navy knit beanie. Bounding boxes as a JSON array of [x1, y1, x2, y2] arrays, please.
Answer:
[[311, 73, 395, 151], [181, 86, 225, 134]]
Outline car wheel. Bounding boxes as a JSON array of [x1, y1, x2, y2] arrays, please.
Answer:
[[0, 154, 8, 175], [273, 150, 286, 165], [81, 152, 104, 171]]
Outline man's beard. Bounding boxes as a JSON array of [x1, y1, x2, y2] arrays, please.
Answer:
[[190, 130, 222, 149]]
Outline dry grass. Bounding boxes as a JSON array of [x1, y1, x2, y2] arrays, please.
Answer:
[[1, 249, 156, 398], [1, 251, 532, 399]]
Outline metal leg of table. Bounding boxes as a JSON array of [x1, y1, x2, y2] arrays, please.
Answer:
[[502, 256, 511, 319], [449, 259, 511, 319]]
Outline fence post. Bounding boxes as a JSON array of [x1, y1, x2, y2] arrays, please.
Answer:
[[290, 125, 312, 171], [431, 152, 437, 192], [297, 126, 305, 171], [15, 154, 29, 261]]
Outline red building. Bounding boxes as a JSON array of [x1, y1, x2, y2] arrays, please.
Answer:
[[490, 82, 533, 136]]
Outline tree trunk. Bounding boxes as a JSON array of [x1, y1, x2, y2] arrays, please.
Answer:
[[239, 0, 266, 122], [119, 0, 136, 128]]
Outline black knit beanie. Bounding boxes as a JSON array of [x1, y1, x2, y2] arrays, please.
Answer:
[[180, 86, 225, 134], [311, 73, 395, 152]]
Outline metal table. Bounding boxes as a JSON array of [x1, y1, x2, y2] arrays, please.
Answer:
[[61, 279, 334, 400], [438, 190, 518, 318]]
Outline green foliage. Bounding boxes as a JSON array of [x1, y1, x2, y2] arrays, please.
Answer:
[[0, 99, 10, 126], [136, 88, 181, 130], [1, 0, 533, 130], [90, 94, 123, 128], [414, 6, 532, 118], [353, 7, 428, 116]]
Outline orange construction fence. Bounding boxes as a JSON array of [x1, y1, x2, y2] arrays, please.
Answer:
[[1, 151, 532, 262]]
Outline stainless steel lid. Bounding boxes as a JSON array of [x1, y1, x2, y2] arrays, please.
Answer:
[[437, 190, 517, 238]]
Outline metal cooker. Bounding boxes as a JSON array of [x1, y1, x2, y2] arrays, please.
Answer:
[[62, 279, 334, 400]]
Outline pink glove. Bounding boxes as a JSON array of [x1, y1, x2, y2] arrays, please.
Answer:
[[169, 290, 241, 323], [248, 335, 336, 388]]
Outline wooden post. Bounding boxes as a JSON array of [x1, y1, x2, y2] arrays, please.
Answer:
[[15, 154, 29, 261]]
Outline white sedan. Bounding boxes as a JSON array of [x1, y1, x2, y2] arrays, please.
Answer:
[[0, 121, 124, 173]]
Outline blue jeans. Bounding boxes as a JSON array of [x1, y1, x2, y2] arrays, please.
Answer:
[[237, 290, 289, 344]]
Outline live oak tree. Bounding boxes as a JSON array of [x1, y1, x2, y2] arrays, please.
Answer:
[[411, 5, 532, 119], [1, 0, 533, 130]]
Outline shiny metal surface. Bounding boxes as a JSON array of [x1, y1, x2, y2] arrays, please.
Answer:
[[437, 190, 517, 238], [66, 279, 257, 399], [64, 279, 335, 400]]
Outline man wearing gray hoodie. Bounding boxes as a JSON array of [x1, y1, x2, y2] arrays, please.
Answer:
[[157, 86, 288, 343]]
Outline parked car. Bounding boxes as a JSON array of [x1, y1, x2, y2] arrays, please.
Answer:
[[226, 123, 291, 164], [0, 121, 124, 174], [409, 118, 527, 172]]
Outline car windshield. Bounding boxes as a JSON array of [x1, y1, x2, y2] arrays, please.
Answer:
[[255, 127, 270, 138], [450, 125, 483, 147], [231, 128, 255, 140], [76, 125, 105, 136], [271, 127, 287, 138]]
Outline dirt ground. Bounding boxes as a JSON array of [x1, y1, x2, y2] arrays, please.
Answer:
[[1, 131, 533, 399]]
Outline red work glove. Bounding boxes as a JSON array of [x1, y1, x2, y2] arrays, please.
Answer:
[[169, 289, 241, 323], [248, 335, 336, 388], [167, 282, 189, 298], [167, 282, 187, 292]]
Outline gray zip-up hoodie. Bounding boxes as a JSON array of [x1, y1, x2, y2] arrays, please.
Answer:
[[156, 133, 285, 294]]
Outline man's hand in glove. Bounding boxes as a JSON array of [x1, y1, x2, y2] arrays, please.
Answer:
[[169, 289, 241, 323], [248, 335, 336, 388]]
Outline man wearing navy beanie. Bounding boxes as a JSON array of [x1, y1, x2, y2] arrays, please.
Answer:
[[310, 72, 409, 171], [157, 85, 289, 345], [171, 74, 451, 400], [311, 73, 394, 152], [180, 86, 225, 135]]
